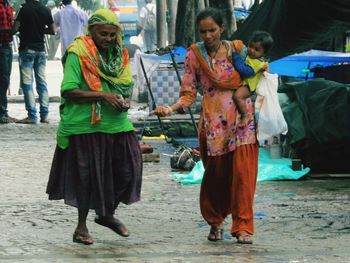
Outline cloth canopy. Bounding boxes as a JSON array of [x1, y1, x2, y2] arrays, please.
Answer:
[[232, 0, 350, 61], [269, 49, 350, 77]]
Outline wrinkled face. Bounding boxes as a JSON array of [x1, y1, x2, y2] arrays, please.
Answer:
[[247, 41, 265, 59], [90, 24, 118, 51], [198, 17, 223, 49]]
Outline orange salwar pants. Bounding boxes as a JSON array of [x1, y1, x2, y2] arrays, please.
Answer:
[[199, 138, 259, 235]]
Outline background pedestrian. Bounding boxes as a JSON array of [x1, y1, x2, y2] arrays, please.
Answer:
[[0, 0, 17, 123], [107, 0, 120, 17], [139, 0, 156, 52], [47, 0, 60, 60], [54, 0, 88, 56], [13, 0, 55, 124]]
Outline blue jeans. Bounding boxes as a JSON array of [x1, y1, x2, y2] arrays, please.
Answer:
[[19, 49, 49, 121], [0, 45, 13, 117]]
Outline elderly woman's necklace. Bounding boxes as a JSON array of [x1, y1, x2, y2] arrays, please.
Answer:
[[209, 42, 222, 64]]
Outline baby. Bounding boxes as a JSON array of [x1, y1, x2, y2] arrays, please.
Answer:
[[232, 31, 274, 124]]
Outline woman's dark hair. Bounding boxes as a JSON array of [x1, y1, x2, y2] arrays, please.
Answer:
[[196, 8, 223, 27], [249, 30, 274, 53]]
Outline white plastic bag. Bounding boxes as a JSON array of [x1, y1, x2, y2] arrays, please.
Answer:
[[255, 72, 288, 141]]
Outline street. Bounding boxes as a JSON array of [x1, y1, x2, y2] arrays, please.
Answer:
[[0, 103, 350, 263]]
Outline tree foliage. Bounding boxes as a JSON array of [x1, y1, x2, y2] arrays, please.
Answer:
[[9, 0, 102, 13], [9, 0, 25, 12], [346, 43, 350, 53], [76, 0, 102, 11]]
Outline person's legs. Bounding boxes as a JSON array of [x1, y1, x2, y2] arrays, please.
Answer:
[[150, 29, 157, 51], [73, 208, 93, 245], [47, 33, 60, 60], [76, 209, 89, 233], [47, 36, 55, 60], [18, 49, 38, 122], [230, 143, 258, 243], [144, 30, 153, 52], [93, 132, 142, 238], [52, 33, 61, 58], [34, 51, 49, 122], [0, 45, 14, 123], [199, 131, 233, 241]]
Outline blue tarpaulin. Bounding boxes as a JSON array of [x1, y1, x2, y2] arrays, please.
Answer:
[[269, 50, 350, 78]]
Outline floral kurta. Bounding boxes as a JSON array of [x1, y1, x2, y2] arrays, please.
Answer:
[[178, 47, 256, 156]]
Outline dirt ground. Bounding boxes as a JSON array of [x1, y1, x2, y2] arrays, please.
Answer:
[[0, 103, 350, 263]]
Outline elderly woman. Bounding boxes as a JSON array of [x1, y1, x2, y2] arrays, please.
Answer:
[[46, 9, 142, 245]]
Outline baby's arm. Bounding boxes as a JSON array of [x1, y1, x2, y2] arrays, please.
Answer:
[[232, 52, 255, 78]]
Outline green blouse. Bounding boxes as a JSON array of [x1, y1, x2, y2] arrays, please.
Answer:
[[57, 53, 135, 149]]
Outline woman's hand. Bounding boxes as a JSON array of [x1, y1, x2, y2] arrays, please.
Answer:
[[102, 92, 125, 111], [121, 98, 131, 112], [263, 63, 270, 72], [152, 106, 173, 117], [258, 64, 270, 74]]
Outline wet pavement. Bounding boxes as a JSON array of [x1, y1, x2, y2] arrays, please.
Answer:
[[0, 102, 350, 263], [2, 60, 350, 262]]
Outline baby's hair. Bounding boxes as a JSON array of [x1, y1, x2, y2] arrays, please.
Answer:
[[249, 31, 274, 53], [196, 8, 223, 27]]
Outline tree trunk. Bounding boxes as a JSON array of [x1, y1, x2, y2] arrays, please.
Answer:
[[175, 0, 236, 46], [167, 0, 178, 45], [195, 0, 206, 42], [197, 0, 206, 10], [156, 0, 167, 48], [175, 0, 196, 47], [209, 0, 234, 40]]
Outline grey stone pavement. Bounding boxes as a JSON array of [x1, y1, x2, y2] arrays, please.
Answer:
[[0, 61, 350, 262]]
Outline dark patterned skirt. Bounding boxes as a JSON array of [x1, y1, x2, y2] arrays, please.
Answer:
[[46, 131, 142, 216]]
